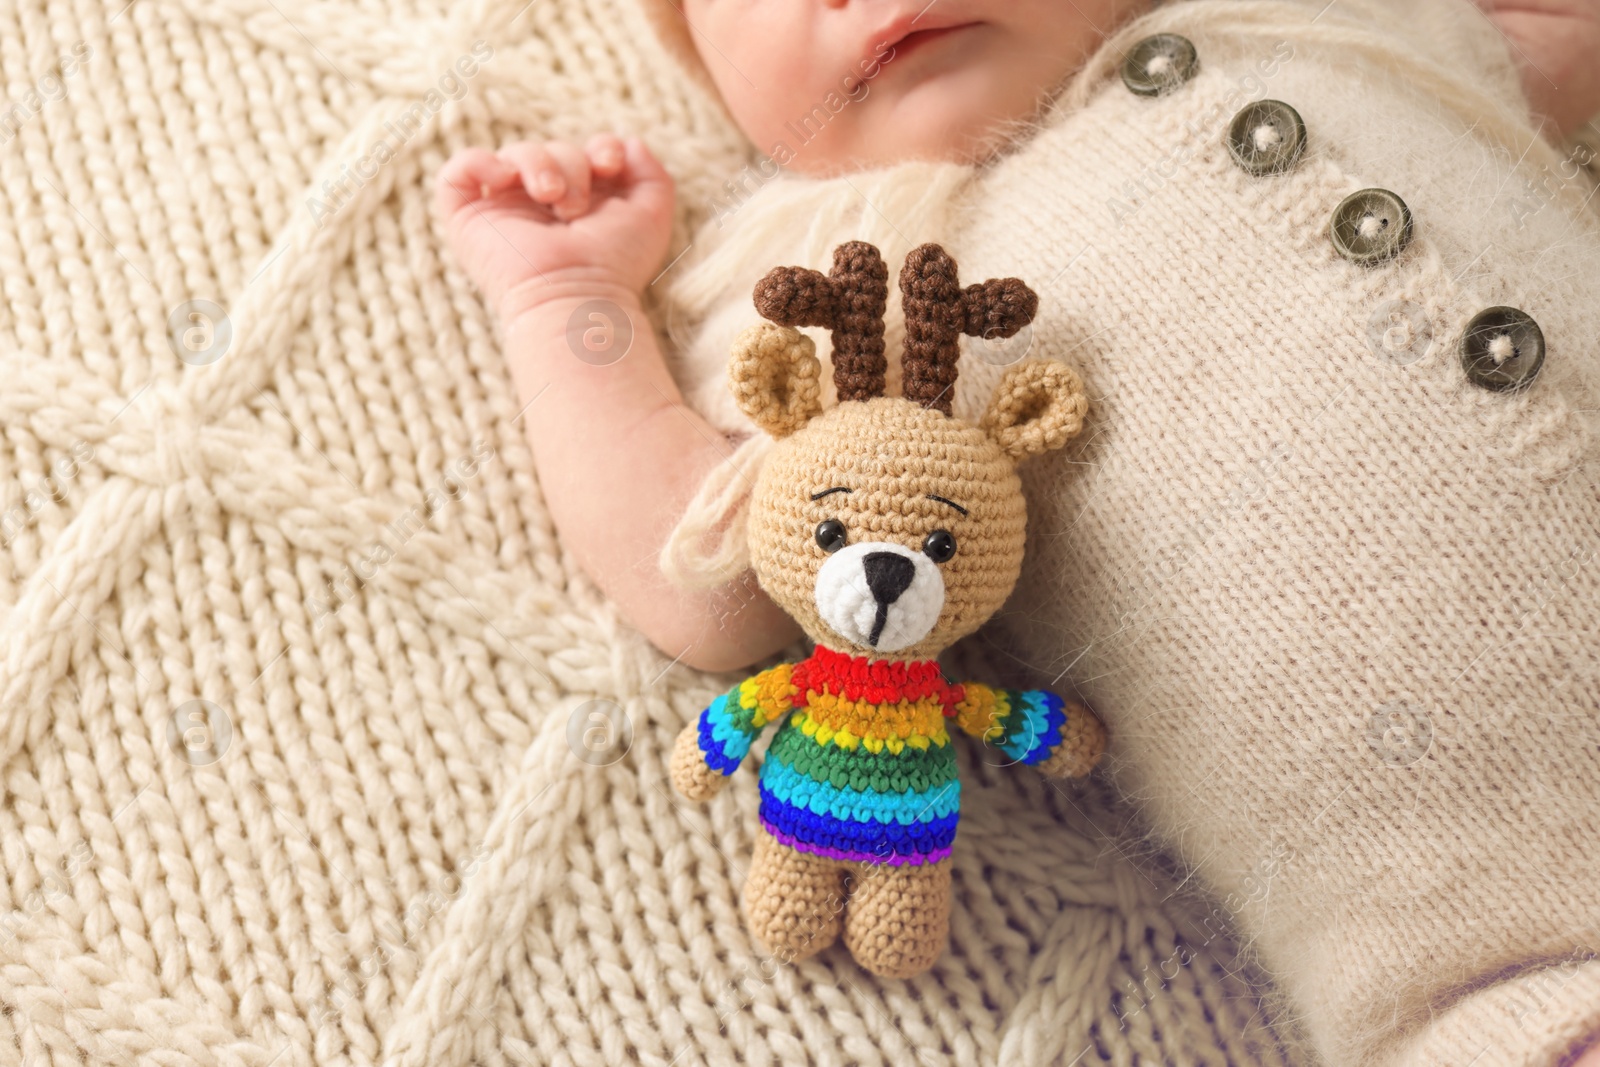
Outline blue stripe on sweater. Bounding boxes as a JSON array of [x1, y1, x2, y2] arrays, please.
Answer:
[[1000, 689, 1067, 765], [697, 694, 749, 774], [758, 790, 959, 854]]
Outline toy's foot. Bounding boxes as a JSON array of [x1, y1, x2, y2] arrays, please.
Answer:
[[842, 858, 951, 979], [743, 826, 846, 963]]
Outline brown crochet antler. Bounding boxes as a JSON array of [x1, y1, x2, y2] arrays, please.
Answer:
[[900, 243, 1039, 416], [753, 241, 889, 403]]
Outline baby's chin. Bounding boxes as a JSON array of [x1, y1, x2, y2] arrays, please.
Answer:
[[797, 86, 1037, 175], [818, 46, 1060, 172]]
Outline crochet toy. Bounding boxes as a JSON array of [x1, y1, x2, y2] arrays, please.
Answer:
[[669, 240, 1108, 979]]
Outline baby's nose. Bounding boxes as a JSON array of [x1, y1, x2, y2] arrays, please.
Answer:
[[863, 551, 915, 605]]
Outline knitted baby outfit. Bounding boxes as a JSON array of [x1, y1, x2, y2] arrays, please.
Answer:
[[696, 644, 1074, 867]]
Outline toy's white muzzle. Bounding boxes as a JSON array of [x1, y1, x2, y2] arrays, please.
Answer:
[[813, 541, 945, 652]]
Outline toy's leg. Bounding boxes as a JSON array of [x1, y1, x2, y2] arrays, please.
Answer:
[[742, 825, 846, 963], [841, 858, 951, 979]]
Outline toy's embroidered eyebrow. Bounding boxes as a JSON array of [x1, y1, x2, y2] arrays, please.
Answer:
[[927, 494, 967, 516], [810, 487, 852, 500]]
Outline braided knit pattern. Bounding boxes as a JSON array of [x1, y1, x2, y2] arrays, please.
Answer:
[[0, 0, 1322, 1061]]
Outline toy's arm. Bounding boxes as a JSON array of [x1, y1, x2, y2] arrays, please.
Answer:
[[951, 682, 1107, 779], [669, 662, 797, 801]]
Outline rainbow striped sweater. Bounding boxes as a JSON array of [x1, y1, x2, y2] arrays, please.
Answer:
[[695, 645, 1075, 867]]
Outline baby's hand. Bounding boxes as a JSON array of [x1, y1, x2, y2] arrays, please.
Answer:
[[1473, 0, 1600, 138], [434, 134, 675, 325]]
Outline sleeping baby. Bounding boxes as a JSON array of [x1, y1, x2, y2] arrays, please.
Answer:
[[434, 1, 1600, 1065]]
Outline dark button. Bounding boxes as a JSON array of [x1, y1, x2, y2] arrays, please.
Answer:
[[1227, 99, 1306, 175], [1121, 34, 1199, 96], [1460, 306, 1544, 391], [1330, 188, 1414, 265]]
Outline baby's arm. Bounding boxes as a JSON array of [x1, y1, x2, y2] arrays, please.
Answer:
[[434, 135, 802, 673]]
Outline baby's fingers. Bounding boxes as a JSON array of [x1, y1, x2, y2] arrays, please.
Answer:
[[543, 141, 593, 219], [434, 147, 519, 217], [501, 141, 591, 220], [498, 142, 565, 205], [586, 133, 627, 179], [615, 136, 674, 219]]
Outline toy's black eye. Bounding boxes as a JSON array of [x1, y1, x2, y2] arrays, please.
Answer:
[[815, 518, 847, 553], [923, 529, 956, 563]]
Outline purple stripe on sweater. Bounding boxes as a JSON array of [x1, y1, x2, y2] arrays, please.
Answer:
[[760, 819, 951, 867]]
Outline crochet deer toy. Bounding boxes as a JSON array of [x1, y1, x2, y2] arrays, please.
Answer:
[[670, 240, 1108, 979]]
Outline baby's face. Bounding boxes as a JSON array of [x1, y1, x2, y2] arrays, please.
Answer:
[[679, 0, 1152, 175]]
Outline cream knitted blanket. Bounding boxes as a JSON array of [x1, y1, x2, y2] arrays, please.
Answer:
[[0, 0, 1307, 1063]]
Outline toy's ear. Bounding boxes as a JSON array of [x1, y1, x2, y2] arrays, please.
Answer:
[[979, 359, 1088, 463], [728, 322, 824, 439]]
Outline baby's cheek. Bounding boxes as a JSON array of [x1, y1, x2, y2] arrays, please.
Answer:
[[684, 8, 841, 153]]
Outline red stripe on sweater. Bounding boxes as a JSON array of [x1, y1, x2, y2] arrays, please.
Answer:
[[789, 645, 966, 716]]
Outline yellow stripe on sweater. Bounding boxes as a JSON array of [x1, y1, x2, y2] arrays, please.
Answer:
[[951, 682, 1012, 741], [736, 663, 796, 729], [789, 694, 951, 753]]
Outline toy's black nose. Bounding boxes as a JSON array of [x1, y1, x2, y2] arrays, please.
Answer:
[[863, 551, 915, 606]]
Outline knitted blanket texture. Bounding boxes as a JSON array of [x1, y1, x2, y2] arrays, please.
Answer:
[[0, 0, 1309, 1064]]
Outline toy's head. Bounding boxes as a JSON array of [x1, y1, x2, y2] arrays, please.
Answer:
[[733, 241, 1088, 663]]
